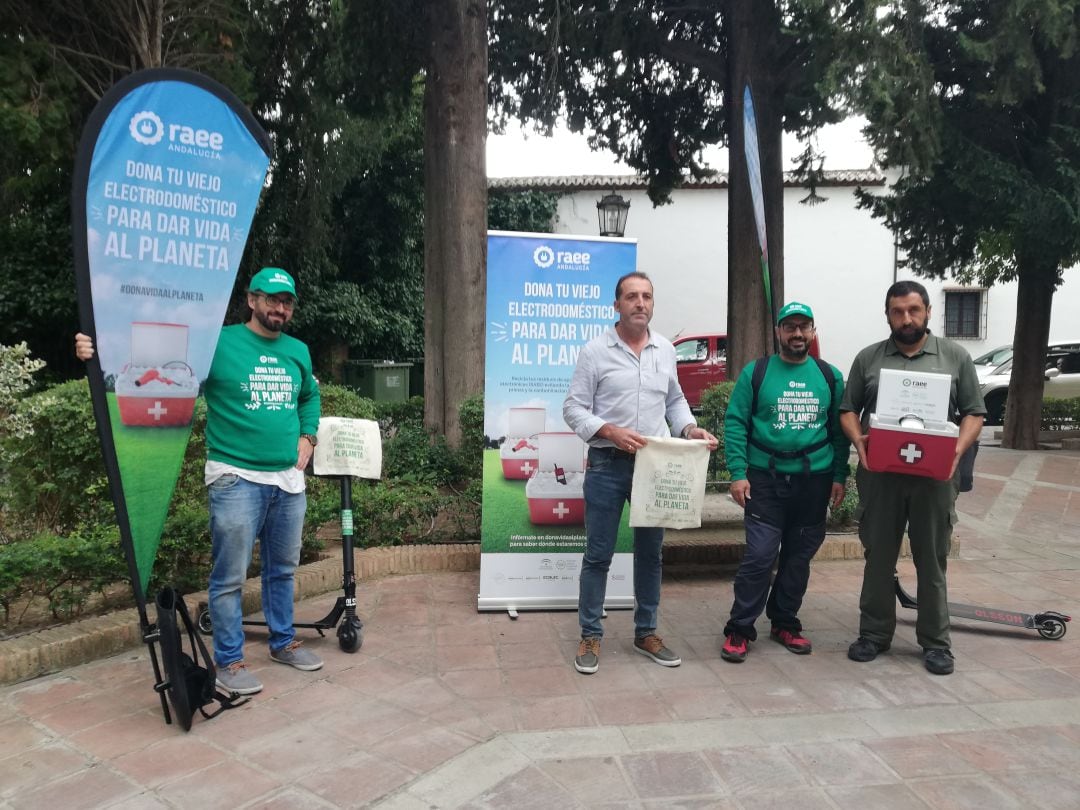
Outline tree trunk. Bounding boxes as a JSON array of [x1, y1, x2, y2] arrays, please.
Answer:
[[1001, 259, 1056, 449], [725, 0, 784, 381], [423, 0, 488, 446]]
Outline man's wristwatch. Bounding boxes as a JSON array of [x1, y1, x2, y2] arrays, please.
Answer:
[[301, 433, 318, 447], [682, 424, 696, 439]]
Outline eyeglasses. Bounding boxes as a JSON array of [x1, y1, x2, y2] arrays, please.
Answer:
[[254, 293, 296, 311], [780, 322, 815, 334]]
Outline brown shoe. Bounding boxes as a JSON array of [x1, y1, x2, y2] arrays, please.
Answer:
[[633, 634, 681, 667], [575, 637, 600, 674]]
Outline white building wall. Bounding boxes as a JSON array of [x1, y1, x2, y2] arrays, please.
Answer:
[[550, 184, 1080, 378]]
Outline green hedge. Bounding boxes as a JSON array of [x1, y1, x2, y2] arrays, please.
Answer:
[[0, 526, 124, 625], [1040, 397, 1080, 431], [696, 381, 736, 483]]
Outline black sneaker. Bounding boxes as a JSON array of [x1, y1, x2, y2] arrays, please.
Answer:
[[847, 637, 890, 662], [923, 648, 955, 675]]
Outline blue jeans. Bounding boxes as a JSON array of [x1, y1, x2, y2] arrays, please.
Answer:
[[579, 448, 664, 639], [207, 475, 306, 667], [725, 470, 831, 640]]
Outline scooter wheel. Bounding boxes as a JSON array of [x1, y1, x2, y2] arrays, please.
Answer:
[[338, 622, 363, 653], [197, 607, 213, 636], [1038, 619, 1067, 640]]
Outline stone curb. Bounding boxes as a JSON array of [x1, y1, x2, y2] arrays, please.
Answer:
[[0, 527, 931, 686]]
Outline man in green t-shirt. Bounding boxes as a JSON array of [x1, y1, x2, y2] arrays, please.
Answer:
[[720, 302, 849, 663], [76, 267, 322, 695], [840, 280, 985, 676]]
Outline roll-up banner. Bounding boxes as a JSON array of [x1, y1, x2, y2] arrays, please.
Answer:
[[479, 232, 637, 613], [73, 69, 271, 608], [742, 83, 776, 331]]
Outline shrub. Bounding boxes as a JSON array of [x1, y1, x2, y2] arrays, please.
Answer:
[[0, 378, 113, 539], [320, 384, 378, 422], [697, 381, 736, 483], [0, 342, 49, 445], [1040, 397, 1080, 431], [373, 396, 423, 435], [353, 481, 441, 546], [828, 466, 859, 531], [0, 525, 123, 624], [457, 393, 485, 475]]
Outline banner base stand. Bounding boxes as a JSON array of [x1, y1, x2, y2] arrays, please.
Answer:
[[477, 596, 635, 614]]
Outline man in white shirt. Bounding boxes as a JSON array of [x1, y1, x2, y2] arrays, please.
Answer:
[[564, 272, 717, 674]]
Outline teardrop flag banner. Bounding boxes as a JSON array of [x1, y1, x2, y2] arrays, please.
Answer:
[[72, 68, 271, 616], [742, 83, 775, 331]]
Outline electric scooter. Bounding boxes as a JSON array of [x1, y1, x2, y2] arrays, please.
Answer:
[[895, 575, 1070, 640], [197, 475, 364, 653]]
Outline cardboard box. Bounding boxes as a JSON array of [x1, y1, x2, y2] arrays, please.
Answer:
[[499, 407, 546, 479], [115, 322, 198, 428], [867, 413, 958, 480], [525, 432, 586, 525]]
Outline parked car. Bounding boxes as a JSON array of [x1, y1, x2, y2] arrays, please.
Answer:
[[971, 344, 1015, 384], [673, 333, 728, 409], [672, 332, 820, 409], [978, 340, 1080, 425]]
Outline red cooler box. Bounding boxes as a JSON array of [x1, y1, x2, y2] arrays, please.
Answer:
[[525, 432, 586, 525], [115, 322, 198, 428], [500, 407, 546, 479], [866, 413, 958, 480]]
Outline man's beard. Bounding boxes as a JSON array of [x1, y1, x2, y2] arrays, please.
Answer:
[[254, 309, 285, 333], [779, 340, 809, 360], [892, 323, 927, 345]]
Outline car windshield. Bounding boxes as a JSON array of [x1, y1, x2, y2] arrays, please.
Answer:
[[972, 345, 1013, 366]]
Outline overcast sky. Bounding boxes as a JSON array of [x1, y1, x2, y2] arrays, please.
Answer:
[[486, 116, 877, 178]]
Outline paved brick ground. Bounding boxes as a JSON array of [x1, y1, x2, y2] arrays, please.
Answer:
[[2, 445, 1079, 809]]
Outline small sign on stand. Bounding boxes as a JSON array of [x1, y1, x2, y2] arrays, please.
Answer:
[[313, 417, 382, 480]]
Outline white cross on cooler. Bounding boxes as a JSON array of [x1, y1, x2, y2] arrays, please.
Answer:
[[520, 461, 536, 475], [147, 401, 168, 421], [899, 442, 923, 464], [552, 502, 571, 519]]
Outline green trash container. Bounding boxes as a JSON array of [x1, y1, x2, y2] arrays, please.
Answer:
[[344, 360, 412, 403]]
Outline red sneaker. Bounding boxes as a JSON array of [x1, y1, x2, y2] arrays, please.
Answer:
[[771, 627, 812, 654], [720, 633, 748, 663]]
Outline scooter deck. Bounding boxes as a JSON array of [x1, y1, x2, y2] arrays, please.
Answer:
[[894, 576, 1070, 640]]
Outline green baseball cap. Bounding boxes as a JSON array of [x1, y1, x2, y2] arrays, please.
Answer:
[[248, 267, 297, 299], [776, 301, 814, 324]]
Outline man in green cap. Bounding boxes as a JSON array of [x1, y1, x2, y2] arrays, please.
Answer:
[[719, 302, 849, 663], [76, 266, 322, 695]]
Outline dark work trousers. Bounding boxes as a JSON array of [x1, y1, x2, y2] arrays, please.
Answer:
[[724, 469, 833, 640], [855, 465, 957, 650]]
